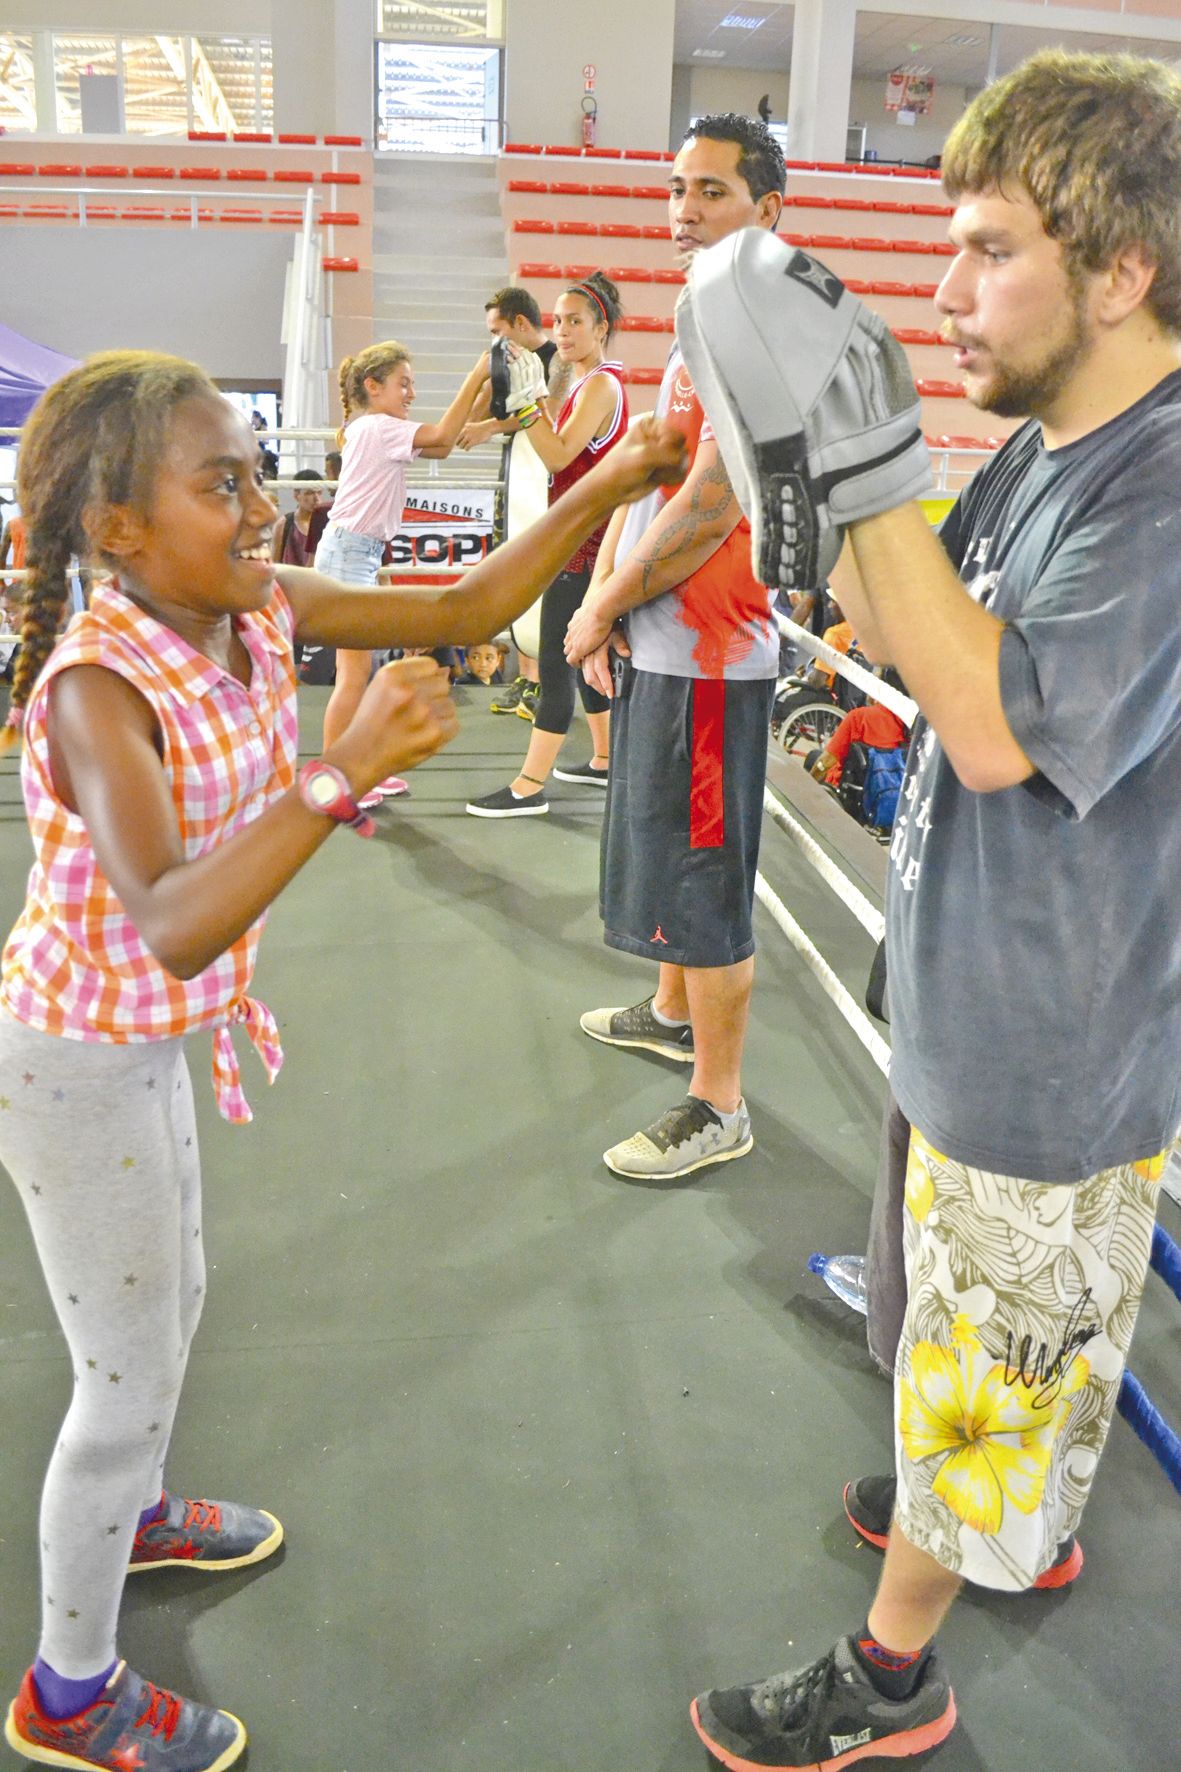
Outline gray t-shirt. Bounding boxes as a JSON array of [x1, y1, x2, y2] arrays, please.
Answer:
[[887, 370, 1181, 1181]]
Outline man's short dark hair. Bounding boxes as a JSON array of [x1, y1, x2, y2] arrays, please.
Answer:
[[485, 285, 542, 328], [682, 112, 785, 201]]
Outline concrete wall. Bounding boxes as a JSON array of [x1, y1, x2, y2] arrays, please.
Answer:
[[1, 229, 290, 380], [850, 75, 976, 165], [678, 64, 790, 135], [503, 0, 675, 150]]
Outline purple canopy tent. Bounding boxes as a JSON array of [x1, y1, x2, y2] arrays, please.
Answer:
[[0, 321, 76, 428]]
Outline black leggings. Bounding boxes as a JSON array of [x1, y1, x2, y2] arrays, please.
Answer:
[[532, 566, 612, 735]]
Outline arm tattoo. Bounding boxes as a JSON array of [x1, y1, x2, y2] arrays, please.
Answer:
[[635, 454, 737, 599]]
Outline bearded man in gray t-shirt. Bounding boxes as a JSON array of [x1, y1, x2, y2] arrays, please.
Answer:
[[688, 49, 1181, 1772]]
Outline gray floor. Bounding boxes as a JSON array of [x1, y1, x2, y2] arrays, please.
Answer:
[[2, 688, 1179, 1772]]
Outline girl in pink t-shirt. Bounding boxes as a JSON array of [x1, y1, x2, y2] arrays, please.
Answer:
[[317, 340, 489, 799]]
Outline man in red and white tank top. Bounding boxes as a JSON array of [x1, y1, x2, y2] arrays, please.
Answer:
[[564, 115, 786, 1183]]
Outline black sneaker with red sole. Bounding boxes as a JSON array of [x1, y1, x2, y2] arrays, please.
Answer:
[[843, 1474, 1084, 1590]]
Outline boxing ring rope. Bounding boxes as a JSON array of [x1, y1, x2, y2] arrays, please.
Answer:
[[766, 615, 1181, 1497]]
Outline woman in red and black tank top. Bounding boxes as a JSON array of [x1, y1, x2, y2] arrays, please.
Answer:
[[466, 272, 628, 818]]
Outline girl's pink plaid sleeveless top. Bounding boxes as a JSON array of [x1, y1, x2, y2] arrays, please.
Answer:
[[0, 580, 299, 1122]]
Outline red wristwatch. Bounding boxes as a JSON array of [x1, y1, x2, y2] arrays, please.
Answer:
[[297, 760, 375, 837]]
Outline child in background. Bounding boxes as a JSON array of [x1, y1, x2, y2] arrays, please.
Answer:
[[271, 466, 328, 568], [0, 349, 685, 1772], [459, 640, 504, 685], [318, 341, 489, 805]]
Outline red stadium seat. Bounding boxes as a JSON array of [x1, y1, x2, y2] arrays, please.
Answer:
[[38, 163, 82, 177], [872, 200, 911, 214], [912, 202, 953, 217], [324, 134, 363, 146], [912, 282, 939, 297], [550, 180, 590, 195], [0, 163, 34, 175], [833, 197, 872, 211], [618, 316, 673, 332], [84, 164, 129, 179], [851, 236, 892, 252], [605, 266, 653, 282], [632, 185, 668, 200], [792, 195, 834, 208], [590, 183, 630, 198], [228, 168, 269, 182], [916, 379, 965, 397], [274, 169, 314, 183], [220, 208, 264, 223], [892, 239, 937, 254], [179, 166, 221, 180], [871, 280, 916, 296], [516, 261, 562, 278], [939, 434, 991, 448], [122, 206, 167, 220], [322, 255, 359, 271], [893, 329, 943, 345], [514, 218, 555, 233], [641, 224, 667, 239], [585, 147, 622, 158], [278, 133, 316, 144], [809, 234, 849, 249], [321, 210, 360, 225], [843, 279, 872, 293], [188, 130, 226, 141], [24, 203, 76, 219], [321, 171, 361, 185], [544, 144, 582, 156], [651, 268, 684, 284], [563, 262, 597, 276], [268, 209, 304, 224], [931, 242, 957, 255], [780, 232, 812, 247], [233, 131, 272, 143], [508, 179, 547, 193], [170, 206, 213, 222], [556, 220, 597, 235], [623, 368, 664, 384], [132, 165, 175, 179], [623, 149, 660, 161], [601, 221, 641, 237], [504, 142, 542, 154], [87, 204, 119, 220]]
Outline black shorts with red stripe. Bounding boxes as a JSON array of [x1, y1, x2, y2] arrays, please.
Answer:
[[600, 663, 774, 968]]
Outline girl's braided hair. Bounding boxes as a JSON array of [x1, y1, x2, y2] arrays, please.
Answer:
[[336, 340, 411, 445], [4, 350, 217, 748]]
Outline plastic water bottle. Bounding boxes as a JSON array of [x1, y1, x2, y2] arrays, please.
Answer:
[[808, 1251, 868, 1316]]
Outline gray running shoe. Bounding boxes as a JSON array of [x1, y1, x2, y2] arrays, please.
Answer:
[[691, 1634, 956, 1771], [604, 1095, 752, 1180], [6, 1660, 246, 1771], [580, 995, 694, 1062], [490, 674, 527, 714]]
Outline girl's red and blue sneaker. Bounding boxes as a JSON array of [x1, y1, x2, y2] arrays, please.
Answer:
[[5, 1660, 246, 1771], [129, 1492, 283, 1574]]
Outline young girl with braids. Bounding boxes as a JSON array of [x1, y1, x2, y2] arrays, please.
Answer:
[[466, 273, 628, 818], [318, 340, 488, 801], [0, 349, 684, 1772]]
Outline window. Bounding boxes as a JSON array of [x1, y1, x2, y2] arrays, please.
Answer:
[[41, 31, 272, 135], [0, 34, 36, 132], [377, 1, 504, 42], [376, 42, 501, 153]]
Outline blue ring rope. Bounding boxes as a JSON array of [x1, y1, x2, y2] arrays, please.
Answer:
[[1117, 1369, 1181, 1497], [1150, 1221, 1181, 1305]]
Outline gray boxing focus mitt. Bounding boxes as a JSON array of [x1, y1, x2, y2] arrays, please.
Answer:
[[675, 229, 932, 590]]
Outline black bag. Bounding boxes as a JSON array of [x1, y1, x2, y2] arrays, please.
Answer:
[[297, 644, 336, 686], [866, 938, 889, 1024]]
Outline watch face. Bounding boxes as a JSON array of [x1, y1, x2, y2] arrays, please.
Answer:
[[308, 771, 339, 809]]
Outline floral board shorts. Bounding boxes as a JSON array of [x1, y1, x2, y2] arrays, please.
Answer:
[[892, 1126, 1162, 1592]]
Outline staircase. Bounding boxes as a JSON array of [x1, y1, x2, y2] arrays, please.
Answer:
[[371, 154, 508, 487]]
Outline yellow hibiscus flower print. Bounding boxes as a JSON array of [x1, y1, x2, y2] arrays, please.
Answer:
[[1133, 1149, 1167, 1183], [904, 1134, 941, 1223], [899, 1316, 1088, 1536]]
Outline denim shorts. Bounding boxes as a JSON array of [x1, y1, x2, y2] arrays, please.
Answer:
[[313, 522, 385, 586]]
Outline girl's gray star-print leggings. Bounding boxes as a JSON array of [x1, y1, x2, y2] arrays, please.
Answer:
[[0, 1010, 203, 1678]]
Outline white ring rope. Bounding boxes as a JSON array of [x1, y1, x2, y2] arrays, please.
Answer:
[[774, 610, 917, 727], [753, 871, 891, 1075], [761, 787, 885, 944]]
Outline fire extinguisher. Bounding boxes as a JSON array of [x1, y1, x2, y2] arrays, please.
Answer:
[[581, 92, 597, 148]]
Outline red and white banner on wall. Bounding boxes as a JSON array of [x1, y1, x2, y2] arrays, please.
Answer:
[[389, 487, 496, 584], [885, 68, 935, 115]]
